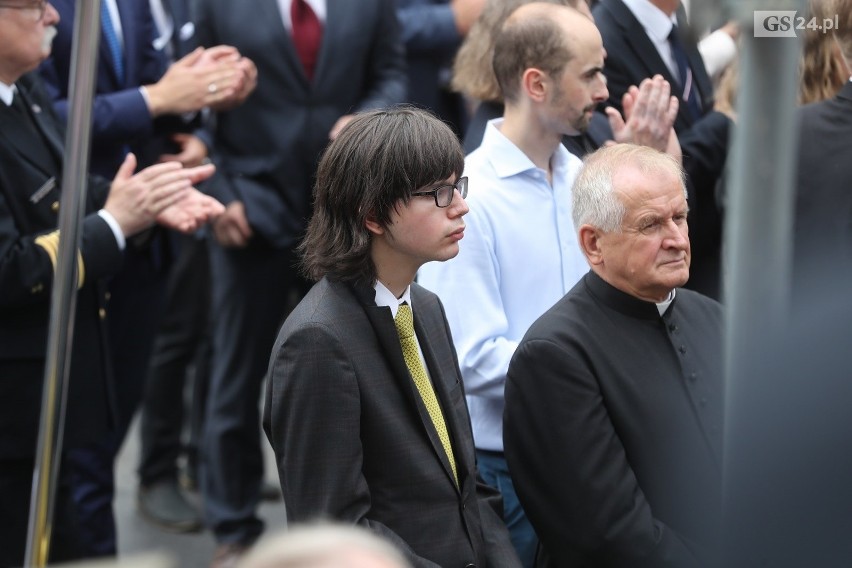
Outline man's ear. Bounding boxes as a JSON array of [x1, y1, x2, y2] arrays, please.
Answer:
[[522, 67, 548, 103], [365, 212, 384, 236], [579, 225, 604, 266]]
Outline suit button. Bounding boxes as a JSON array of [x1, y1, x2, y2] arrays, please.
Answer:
[[105, 291, 111, 301], [51, 201, 59, 213], [99, 308, 106, 319], [668, 323, 678, 332], [464, 564, 476, 568], [31, 283, 44, 294], [689, 372, 698, 382], [678, 345, 687, 354]]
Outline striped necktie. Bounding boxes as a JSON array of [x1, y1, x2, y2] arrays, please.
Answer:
[[290, 0, 322, 81], [394, 303, 458, 485], [101, 0, 124, 84], [668, 24, 702, 121]]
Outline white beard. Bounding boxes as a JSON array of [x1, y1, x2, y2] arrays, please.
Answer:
[[41, 26, 57, 55]]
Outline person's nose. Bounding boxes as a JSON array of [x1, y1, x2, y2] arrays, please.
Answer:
[[662, 218, 689, 249], [44, 2, 60, 24], [448, 188, 469, 217], [593, 73, 609, 103]]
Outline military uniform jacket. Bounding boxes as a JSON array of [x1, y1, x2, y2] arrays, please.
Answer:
[[0, 73, 122, 458]]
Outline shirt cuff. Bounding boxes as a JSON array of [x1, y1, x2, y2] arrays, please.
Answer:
[[139, 85, 151, 113], [97, 209, 126, 251], [699, 30, 737, 80]]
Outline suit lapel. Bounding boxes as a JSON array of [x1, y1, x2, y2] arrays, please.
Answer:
[[606, 0, 704, 128], [0, 86, 61, 177], [311, 0, 338, 87], [607, 0, 676, 85], [676, 11, 714, 117], [19, 81, 65, 163], [257, 0, 310, 89], [356, 283, 462, 491], [411, 289, 472, 490], [117, 0, 141, 85]]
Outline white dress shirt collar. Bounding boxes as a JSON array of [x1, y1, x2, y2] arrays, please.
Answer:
[[0, 81, 16, 106], [373, 280, 412, 319], [621, 0, 681, 82], [277, 0, 327, 33], [622, 0, 677, 42]]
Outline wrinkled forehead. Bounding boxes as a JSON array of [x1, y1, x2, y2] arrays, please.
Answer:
[[614, 166, 687, 211]]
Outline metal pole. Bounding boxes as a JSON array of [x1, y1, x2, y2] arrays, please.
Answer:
[[25, 0, 101, 565], [721, 0, 803, 565]]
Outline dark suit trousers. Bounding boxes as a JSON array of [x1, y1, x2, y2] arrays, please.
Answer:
[[66, 239, 170, 556], [201, 240, 307, 544], [138, 234, 212, 486], [0, 459, 84, 568]]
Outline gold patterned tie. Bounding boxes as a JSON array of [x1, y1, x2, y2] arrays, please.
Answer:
[[394, 303, 458, 485]]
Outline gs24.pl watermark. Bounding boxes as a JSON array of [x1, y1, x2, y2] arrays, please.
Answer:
[[754, 11, 840, 37]]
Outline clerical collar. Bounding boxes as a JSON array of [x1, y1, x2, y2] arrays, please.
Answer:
[[656, 289, 676, 316], [0, 81, 16, 106], [373, 280, 412, 319], [584, 271, 676, 320]]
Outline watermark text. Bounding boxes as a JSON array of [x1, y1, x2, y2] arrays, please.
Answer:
[[754, 11, 840, 37]]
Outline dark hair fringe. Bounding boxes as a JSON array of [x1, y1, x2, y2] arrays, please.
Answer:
[[298, 106, 464, 287]]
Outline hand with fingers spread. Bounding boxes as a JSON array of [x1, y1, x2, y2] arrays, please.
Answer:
[[212, 201, 253, 248], [103, 153, 217, 237], [606, 75, 679, 155]]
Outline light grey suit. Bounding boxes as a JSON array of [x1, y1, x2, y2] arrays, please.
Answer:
[[264, 278, 521, 568]]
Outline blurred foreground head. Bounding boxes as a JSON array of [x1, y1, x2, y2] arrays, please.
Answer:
[[239, 524, 411, 568]]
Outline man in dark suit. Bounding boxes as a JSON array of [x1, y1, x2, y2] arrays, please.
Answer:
[[0, 3, 222, 565], [264, 107, 521, 568], [593, 0, 731, 299], [504, 144, 723, 567], [191, 1, 406, 564]]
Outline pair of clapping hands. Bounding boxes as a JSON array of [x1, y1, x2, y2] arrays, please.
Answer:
[[104, 153, 222, 237], [106, 45, 260, 235], [149, 45, 259, 169]]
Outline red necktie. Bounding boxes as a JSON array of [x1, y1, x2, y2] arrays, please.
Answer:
[[291, 0, 323, 81]]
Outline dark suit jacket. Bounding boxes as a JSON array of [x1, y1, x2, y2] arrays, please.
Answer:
[[40, 0, 168, 178], [396, 0, 467, 135], [0, 73, 122, 458], [193, 0, 406, 249], [793, 81, 852, 291], [593, 0, 731, 299], [592, 0, 714, 132], [505, 271, 723, 568], [263, 277, 520, 568]]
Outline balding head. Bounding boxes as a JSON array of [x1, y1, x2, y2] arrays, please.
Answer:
[[492, 3, 600, 103]]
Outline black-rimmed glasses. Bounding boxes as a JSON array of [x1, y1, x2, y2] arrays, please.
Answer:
[[411, 177, 468, 208], [0, 0, 47, 20]]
